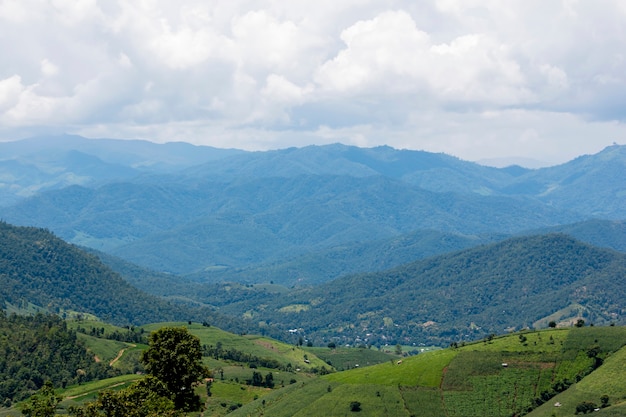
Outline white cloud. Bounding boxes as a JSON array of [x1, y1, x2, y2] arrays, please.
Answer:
[[0, 0, 625, 164], [40, 59, 59, 77], [0, 75, 24, 112]]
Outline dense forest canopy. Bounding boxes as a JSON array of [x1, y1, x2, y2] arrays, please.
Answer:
[[0, 312, 114, 406]]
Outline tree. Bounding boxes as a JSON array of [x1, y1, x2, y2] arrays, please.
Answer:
[[21, 381, 61, 417], [250, 371, 263, 387], [575, 401, 597, 414], [350, 401, 362, 412], [68, 376, 182, 417], [141, 327, 209, 411], [548, 321, 557, 328]]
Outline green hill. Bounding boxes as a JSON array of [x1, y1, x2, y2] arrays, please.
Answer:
[[203, 234, 626, 347], [0, 221, 246, 332], [228, 326, 626, 417]]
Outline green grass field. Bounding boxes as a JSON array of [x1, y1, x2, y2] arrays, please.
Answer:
[[325, 348, 457, 387], [305, 346, 394, 370], [228, 326, 626, 417]]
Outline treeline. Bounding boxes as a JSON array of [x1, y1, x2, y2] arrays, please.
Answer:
[[75, 325, 147, 344], [203, 344, 283, 370], [0, 312, 117, 406]]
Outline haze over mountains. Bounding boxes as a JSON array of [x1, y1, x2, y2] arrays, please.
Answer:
[[1, 135, 625, 285], [1, 134, 626, 346]]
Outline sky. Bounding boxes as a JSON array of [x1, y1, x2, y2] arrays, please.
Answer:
[[1, 1, 625, 166]]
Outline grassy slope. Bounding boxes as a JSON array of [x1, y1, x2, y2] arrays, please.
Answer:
[[527, 340, 626, 416], [304, 346, 395, 370], [8, 323, 626, 417], [230, 326, 626, 417], [142, 322, 329, 370]]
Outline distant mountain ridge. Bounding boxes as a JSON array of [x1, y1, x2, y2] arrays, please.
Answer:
[[1, 135, 625, 281], [0, 134, 243, 205]]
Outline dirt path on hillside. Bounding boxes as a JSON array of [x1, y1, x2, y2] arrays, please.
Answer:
[[109, 344, 136, 366]]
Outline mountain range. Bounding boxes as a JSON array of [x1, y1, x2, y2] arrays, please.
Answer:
[[1, 136, 625, 286]]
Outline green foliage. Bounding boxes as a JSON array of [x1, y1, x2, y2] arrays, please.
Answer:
[[0, 222, 239, 329], [141, 327, 209, 411], [0, 312, 115, 405], [67, 376, 183, 417], [349, 400, 361, 412], [20, 381, 61, 417], [575, 401, 597, 414], [209, 234, 626, 347]]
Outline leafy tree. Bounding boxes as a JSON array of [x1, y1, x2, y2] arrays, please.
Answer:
[[250, 371, 263, 387], [576, 319, 586, 328], [548, 321, 557, 328], [68, 376, 182, 417], [586, 344, 603, 369], [141, 327, 209, 411], [21, 381, 61, 417]]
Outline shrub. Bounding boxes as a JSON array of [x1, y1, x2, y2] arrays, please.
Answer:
[[350, 401, 362, 412]]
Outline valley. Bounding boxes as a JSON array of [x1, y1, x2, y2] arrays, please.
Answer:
[[2, 136, 626, 415]]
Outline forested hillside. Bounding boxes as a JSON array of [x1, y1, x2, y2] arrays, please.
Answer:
[[0, 222, 245, 332], [197, 234, 626, 346], [0, 175, 582, 275], [0, 312, 115, 406]]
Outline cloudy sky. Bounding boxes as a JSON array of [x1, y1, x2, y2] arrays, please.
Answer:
[[1, 1, 625, 165]]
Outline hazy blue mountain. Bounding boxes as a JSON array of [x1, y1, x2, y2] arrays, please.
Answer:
[[1, 174, 582, 275], [180, 143, 515, 195], [527, 219, 626, 253], [91, 219, 626, 290], [503, 144, 626, 218], [1, 136, 625, 281], [0, 134, 244, 205], [183, 219, 626, 286]]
